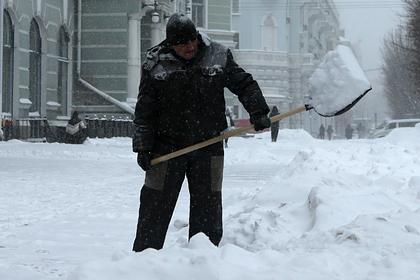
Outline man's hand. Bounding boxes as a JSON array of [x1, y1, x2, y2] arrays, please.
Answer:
[[137, 151, 152, 171], [250, 114, 271, 131]]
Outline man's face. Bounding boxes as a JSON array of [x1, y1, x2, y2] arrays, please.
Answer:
[[172, 39, 199, 60]]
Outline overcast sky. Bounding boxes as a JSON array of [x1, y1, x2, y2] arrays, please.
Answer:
[[334, 0, 406, 118], [336, 0, 405, 71]]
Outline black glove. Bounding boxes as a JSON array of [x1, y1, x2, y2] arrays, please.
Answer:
[[137, 151, 152, 171], [250, 114, 271, 131]]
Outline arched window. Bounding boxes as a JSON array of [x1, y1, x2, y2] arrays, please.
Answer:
[[2, 10, 14, 115], [232, 0, 240, 14], [57, 26, 69, 115], [192, 0, 206, 28], [262, 15, 277, 51], [29, 19, 42, 114]]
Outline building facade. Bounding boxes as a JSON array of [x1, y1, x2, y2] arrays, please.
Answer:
[[0, 0, 180, 125], [1, 0, 348, 138], [1, 0, 74, 124], [231, 0, 342, 132], [189, 0, 237, 48], [73, 0, 175, 116], [73, 0, 238, 117], [0, 0, 239, 124]]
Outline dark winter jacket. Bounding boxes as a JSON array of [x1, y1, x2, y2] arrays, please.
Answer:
[[327, 125, 333, 135], [319, 124, 325, 137], [66, 111, 86, 136], [345, 125, 354, 139], [133, 33, 269, 152], [65, 111, 87, 144]]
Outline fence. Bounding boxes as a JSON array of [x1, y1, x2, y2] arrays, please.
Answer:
[[85, 117, 134, 139], [1, 118, 49, 141], [1, 117, 134, 142]]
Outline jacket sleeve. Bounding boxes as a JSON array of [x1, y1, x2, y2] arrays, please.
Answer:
[[132, 67, 158, 153], [224, 49, 269, 117]]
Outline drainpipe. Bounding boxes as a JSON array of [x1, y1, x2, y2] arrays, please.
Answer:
[[77, 0, 134, 115], [0, 0, 4, 127], [78, 79, 134, 114]]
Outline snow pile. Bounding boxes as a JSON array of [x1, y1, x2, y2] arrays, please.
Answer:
[[1, 129, 420, 280], [277, 128, 314, 143], [309, 44, 371, 116], [381, 123, 420, 147], [68, 234, 285, 280]]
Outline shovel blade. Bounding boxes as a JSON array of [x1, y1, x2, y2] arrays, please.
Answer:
[[308, 45, 372, 117]]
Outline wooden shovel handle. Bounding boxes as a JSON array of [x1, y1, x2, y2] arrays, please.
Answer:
[[150, 106, 308, 165]]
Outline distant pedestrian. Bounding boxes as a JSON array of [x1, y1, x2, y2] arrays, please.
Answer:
[[224, 109, 235, 148], [357, 123, 365, 138], [65, 111, 87, 144], [318, 124, 325, 139], [269, 106, 280, 142], [345, 124, 353, 140], [327, 125, 333, 140]]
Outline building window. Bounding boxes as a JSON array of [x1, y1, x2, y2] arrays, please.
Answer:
[[192, 0, 205, 28], [57, 26, 69, 116], [29, 19, 42, 114], [2, 10, 14, 115], [232, 0, 240, 14], [262, 15, 277, 51]]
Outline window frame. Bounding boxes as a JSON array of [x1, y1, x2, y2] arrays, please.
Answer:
[[29, 19, 42, 114], [261, 15, 277, 51], [57, 26, 69, 116], [192, 0, 207, 29], [232, 0, 240, 15], [2, 10, 14, 115]]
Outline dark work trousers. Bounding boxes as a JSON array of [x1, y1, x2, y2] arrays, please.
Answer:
[[271, 127, 279, 142], [133, 142, 224, 252]]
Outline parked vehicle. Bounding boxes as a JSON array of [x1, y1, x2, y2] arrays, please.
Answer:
[[370, 119, 420, 138]]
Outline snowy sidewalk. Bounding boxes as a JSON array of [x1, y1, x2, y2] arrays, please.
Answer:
[[1, 130, 420, 280]]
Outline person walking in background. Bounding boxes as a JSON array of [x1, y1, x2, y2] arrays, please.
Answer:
[[318, 124, 325, 139], [65, 111, 87, 144], [357, 123, 365, 138], [132, 14, 271, 252], [345, 124, 354, 139], [269, 106, 280, 142], [224, 109, 235, 148], [327, 125, 333, 140]]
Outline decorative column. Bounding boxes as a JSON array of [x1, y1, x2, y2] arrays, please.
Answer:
[[151, 20, 160, 46], [186, 0, 192, 19], [126, 13, 141, 106]]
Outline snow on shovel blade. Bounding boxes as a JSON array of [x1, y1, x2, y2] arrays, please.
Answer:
[[307, 44, 372, 117]]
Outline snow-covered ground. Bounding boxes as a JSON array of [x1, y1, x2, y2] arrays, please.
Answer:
[[1, 127, 420, 280]]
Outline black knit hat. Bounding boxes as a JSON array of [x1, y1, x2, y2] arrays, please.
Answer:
[[166, 13, 198, 45]]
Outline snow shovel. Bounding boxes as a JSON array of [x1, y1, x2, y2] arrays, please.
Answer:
[[150, 45, 372, 166]]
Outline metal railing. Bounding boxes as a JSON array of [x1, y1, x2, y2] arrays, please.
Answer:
[[1, 117, 134, 142], [85, 117, 134, 139], [1, 118, 49, 142]]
